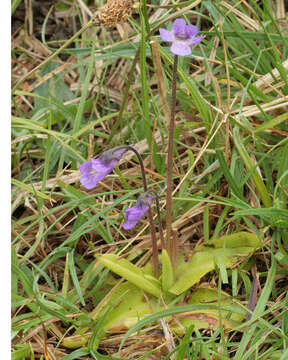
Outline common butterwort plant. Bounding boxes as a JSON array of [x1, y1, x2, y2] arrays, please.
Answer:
[[66, 17, 262, 350]]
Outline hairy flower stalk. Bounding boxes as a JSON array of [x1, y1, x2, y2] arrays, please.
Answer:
[[154, 194, 165, 250], [165, 54, 178, 272], [160, 19, 203, 272]]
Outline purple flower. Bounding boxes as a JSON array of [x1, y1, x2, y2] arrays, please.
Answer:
[[122, 193, 155, 230], [80, 146, 129, 190], [159, 18, 203, 56]]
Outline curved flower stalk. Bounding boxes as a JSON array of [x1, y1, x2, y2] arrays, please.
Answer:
[[79, 146, 130, 190], [159, 18, 203, 56], [80, 145, 162, 276]]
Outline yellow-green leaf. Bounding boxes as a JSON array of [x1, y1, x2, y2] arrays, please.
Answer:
[[160, 249, 174, 292], [98, 254, 161, 297], [169, 232, 260, 295]]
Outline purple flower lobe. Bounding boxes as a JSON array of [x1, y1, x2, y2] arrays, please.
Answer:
[[159, 18, 203, 57], [79, 146, 130, 190]]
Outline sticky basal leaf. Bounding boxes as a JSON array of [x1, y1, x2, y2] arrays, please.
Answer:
[[98, 254, 161, 297]]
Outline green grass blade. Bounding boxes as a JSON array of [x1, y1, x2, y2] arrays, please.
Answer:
[[11, 178, 51, 201], [68, 250, 85, 306], [60, 348, 90, 360], [233, 127, 272, 208], [11, 344, 31, 360], [71, 32, 96, 166], [216, 150, 245, 201], [11, 0, 23, 15], [234, 256, 276, 360], [254, 112, 288, 133]]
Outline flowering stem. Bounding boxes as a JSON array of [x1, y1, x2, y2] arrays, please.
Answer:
[[114, 145, 148, 190], [144, 190, 165, 250], [166, 54, 178, 273], [155, 196, 165, 250], [116, 146, 160, 277], [146, 210, 159, 277]]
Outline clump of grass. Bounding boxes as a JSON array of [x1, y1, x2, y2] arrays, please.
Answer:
[[11, 0, 288, 359]]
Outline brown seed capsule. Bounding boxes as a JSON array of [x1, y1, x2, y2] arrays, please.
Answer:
[[97, 0, 134, 27]]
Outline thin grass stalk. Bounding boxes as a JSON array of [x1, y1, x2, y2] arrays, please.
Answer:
[[139, 9, 152, 148], [107, 47, 140, 144], [71, 31, 96, 168], [166, 54, 178, 272], [233, 127, 272, 208]]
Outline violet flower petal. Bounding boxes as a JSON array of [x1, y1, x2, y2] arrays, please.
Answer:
[[126, 205, 149, 220], [159, 18, 203, 57], [187, 34, 204, 46], [79, 146, 131, 190], [80, 160, 93, 175], [159, 28, 174, 42], [170, 42, 191, 56], [80, 158, 115, 189], [122, 220, 139, 230], [122, 195, 154, 230], [91, 157, 115, 173], [185, 24, 198, 37], [172, 18, 186, 35], [80, 173, 99, 190], [122, 204, 149, 230]]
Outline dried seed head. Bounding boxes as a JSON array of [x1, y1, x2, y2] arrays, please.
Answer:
[[97, 0, 134, 27]]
